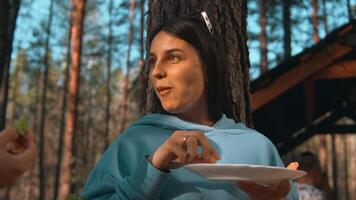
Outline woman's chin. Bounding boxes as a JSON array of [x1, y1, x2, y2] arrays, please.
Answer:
[[162, 104, 182, 114]]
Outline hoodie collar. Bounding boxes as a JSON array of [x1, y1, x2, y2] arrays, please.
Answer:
[[133, 113, 246, 133]]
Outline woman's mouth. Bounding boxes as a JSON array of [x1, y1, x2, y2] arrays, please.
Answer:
[[157, 87, 173, 97]]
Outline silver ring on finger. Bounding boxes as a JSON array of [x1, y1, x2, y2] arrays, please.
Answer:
[[182, 135, 188, 144]]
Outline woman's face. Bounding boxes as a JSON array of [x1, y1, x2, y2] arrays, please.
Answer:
[[148, 31, 207, 115]]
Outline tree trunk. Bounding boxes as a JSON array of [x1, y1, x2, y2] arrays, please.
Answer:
[[319, 135, 328, 171], [331, 134, 338, 198], [59, 0, 86, 199], [105, 0, 114, 148], [38, 0, 54, 199], [343, 135, 349, 200], [0, 0, 20, 130], [10, 62, 20, 125], [347, 0, 353, 21], [321, 0, 329, 33], [118, 0, 136, 133], [259, 0, 268, 73], [0, 54, 11, 131], [54, 19, 72, 200], [139, 0, 146, 109], [146, 0, 252, 126], [311, 0, 320, 43], [83, 89, 92, 177], [283, 0, 291, 59]]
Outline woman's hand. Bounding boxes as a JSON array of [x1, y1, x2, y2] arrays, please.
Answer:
[[0, 129, 38, 188], [148, 130, 220, 171], [236, 162, 299, 200]]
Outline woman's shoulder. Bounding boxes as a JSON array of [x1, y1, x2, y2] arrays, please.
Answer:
[[232, 123, 276, 149], [112, 116, 173, 144]]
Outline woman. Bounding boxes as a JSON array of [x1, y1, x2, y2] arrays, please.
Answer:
[[81, 11, 299, 200]]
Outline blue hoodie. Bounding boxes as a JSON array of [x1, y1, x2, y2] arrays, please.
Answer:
[[81, 114, 299, 199]]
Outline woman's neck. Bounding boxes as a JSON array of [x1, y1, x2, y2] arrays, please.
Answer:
[[176, 108, 215, 126]]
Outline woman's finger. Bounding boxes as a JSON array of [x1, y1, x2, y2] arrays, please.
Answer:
[[286, 162, 298, 170], [170, 142, 187, 164], [185, 136, 198, 162], [192, 132, 217, 161]]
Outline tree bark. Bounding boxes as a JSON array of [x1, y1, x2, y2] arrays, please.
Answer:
[[54, 18, 72, 200], [59, 0, 86, 199], [146, 0, 252, 126], [321, 0, 328, 33], [105, 0, 114, 148], [347, 0, 353, 21], [311, 0, 320, 43], [139, 0, 146, 110], [0, 0, 20, 130], [118, 0, 136, 133], [283, 0, 291, 59], [343, 135, 349, 200], [331, 134, 338, 198], [38, 0, 54, 199], [10, 51, 23, 124], [259, 0, 268, 73]]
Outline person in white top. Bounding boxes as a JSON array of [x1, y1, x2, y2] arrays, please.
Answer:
[[295, 151, 334, 200]]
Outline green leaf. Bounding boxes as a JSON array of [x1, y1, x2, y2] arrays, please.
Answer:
[[14, 118, 29, 136]]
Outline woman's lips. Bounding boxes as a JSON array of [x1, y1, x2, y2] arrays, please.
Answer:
[[158, 88, 172, 97]]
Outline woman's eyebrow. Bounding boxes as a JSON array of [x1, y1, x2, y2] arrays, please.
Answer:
[[166, 48, 184, 54], [149, 48, 184, 56]]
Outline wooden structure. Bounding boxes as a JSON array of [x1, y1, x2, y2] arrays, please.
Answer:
[[252, 20, 356, 154]]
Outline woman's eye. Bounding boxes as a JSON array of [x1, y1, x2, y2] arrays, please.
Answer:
[[148, 58, 156, 69], [168, 55, 180, 64]]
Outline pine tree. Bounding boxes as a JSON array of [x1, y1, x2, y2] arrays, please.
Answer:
[[38, 1, 55, 199], [283, 0, 291, 59], [0, 0, 21, 130], [60, 0, 86, 199], [118, 0, 136, 132], [259, 0, 268, 73]]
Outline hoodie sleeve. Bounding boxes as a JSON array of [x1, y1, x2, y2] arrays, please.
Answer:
[[81, 131, 171, 200]]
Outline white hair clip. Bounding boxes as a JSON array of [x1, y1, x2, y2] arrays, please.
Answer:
[[201, 11, 214, 36]]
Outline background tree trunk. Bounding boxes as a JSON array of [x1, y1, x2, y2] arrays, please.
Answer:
[[321, 0, 329, 33], [0, 0, 20, 130], [118, 0, 136, 133], [38, 0, 54, 199], [146, 0, 252, 126], [259, 0, 268, 73], [283, 0, 291, 59], [331, 134, 338, 198], [311, 0, 320, 43], [59, 0, 86, 199], [54, 19, 72, 200], [105, 0, 113, 148], [347, 0, 353, 21], [343, 135, 349, 200], [139, 0, 146, 109]]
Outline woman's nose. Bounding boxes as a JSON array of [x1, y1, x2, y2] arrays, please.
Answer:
[[151, 62, 166, 79]]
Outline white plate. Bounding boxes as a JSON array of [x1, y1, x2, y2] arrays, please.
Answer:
[[184, 163, 307, 184]]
